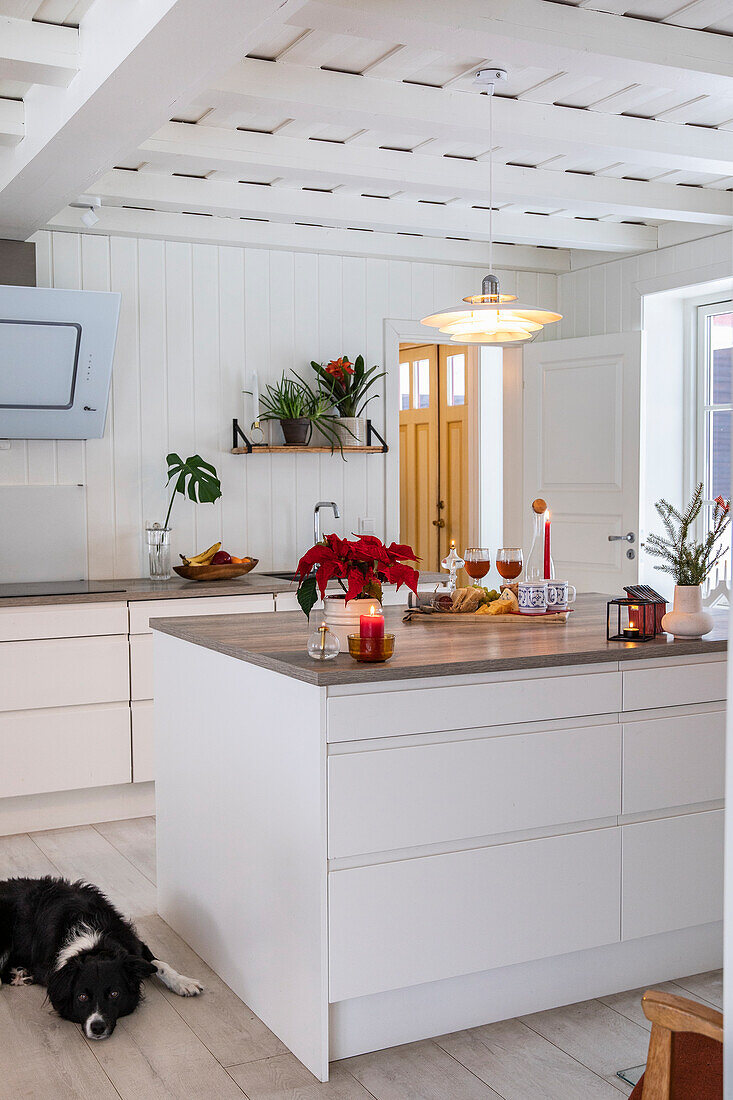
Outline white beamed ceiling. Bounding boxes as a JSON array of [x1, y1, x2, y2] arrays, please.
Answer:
[[1, 0, 733, 265]]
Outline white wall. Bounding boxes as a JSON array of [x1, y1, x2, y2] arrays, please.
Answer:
[[4, 231, 556, 578]]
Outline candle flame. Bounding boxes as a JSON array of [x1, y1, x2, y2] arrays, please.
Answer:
[[450, 539, 455, 548], [369, 606, 376, 617]]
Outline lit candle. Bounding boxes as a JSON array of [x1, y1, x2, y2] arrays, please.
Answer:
[[543, 511, 551, 579], [623, 625, 640, 640], [360, 604, 384, 658]]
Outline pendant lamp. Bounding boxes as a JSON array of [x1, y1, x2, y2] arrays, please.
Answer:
[[420, 69, 561, 346]]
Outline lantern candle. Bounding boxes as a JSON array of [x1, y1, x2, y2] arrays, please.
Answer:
[[543, 511, 551, 579]]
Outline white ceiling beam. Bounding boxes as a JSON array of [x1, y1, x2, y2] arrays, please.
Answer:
[[0, 0, 309, 240], [142, 121, 733, 226], [46, 203, 572, 271], [0, 98, 24, 146], [92, 167, 658, 252], [210, 59, 733, 178], [294, 0, 733, 99], [0, 16, 78, 86]]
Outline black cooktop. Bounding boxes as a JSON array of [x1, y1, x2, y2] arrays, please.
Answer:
[[0, 581, 125, 599]]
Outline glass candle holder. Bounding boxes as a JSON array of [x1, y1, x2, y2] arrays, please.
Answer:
[[307, 622, 340, 661], [347, 633, 395, 663], [146, 523, 172, 580]]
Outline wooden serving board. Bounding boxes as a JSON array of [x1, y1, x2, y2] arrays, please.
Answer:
[[404, 609, 570, 625]]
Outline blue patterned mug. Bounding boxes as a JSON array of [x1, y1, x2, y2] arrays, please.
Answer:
[[518, 580, 548, 615], [547, 579, 576, 610]]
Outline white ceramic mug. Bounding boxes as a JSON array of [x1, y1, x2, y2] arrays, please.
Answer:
[[518, 580, 548, 615], [547, 579, 576, 610]]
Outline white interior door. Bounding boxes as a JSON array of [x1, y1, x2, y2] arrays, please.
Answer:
[[523, 332, 642, 593]]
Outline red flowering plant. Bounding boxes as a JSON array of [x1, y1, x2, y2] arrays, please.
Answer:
[[295, 533, 419, 617], [311, 355, 387, 419]]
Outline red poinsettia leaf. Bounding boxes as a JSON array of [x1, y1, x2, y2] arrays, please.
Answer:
[[345, 566, 368, 603], [385, 562, 419, 592], [295, 543, 339, 579], [385, 541, 419, 562], [315, 560, 342, 600]]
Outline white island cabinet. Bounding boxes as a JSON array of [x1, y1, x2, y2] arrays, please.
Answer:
[[152, 596, 726, 1083]]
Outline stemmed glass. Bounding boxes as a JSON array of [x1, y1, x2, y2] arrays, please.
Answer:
[[496, 547, 523, 582], [463, 548, 492, 581]]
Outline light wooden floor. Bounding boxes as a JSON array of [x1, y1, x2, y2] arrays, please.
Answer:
[[0, 817, 722, 1100]]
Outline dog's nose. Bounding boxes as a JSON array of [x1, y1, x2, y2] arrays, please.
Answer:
[[89, 1019, 107, 1037]]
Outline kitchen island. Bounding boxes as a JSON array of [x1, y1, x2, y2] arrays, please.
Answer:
[[151, 595, 726, 1081]]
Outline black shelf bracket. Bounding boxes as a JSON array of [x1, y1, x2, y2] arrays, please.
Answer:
[[366, 420, 389, 452], [232, 418, 254, 453]]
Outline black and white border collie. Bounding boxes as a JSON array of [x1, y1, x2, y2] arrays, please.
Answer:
[[0, 877, 203, 1039]]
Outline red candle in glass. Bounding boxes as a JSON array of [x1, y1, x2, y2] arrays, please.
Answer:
[[360, 605, 385, 657], [543, 511, 551, 579]]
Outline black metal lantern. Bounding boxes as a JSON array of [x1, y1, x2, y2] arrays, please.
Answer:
[[606, 596, 658, 642]]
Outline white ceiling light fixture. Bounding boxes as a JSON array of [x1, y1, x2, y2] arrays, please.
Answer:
[[69, 195, 102, 229], [420, 69, 561, 346]]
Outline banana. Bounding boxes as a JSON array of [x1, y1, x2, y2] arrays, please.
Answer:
[[181, 542, 221, 566]]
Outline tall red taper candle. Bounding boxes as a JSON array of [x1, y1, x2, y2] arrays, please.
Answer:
[[543, 511, 551, 579]]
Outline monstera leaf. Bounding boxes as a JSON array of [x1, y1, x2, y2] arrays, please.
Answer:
[[164, 453, 221, 527]]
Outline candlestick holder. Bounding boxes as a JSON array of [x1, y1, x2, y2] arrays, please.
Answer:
[[606, 597, 657, 643], [347, 634, 395, 663], [441, 542, 465, 594], [307, 621, 340, 660]]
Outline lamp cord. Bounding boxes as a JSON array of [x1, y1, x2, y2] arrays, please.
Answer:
[[488, 85, 493, 281]]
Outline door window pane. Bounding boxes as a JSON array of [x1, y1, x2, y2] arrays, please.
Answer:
[[399, 362, 410, 410], [446, 354, 465, 406], [414, 359, 430, 409]]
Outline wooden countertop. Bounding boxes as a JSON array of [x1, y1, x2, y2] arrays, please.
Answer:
[[150, 594, 728, 686], [0, 575, 295, 607]]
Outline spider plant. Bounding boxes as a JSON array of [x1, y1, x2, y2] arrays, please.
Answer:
[[257, 373, 349, 455]]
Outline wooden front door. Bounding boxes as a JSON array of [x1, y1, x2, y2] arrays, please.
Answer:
[[399, 344, 470, 570]]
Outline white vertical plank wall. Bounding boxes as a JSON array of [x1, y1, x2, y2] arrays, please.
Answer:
[[8, 231, 558, 576]]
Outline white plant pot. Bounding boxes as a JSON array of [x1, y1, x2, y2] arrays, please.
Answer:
[[333, 417, 368, 447], [323, 595, 380, 651], [661, 584, 714, 640]]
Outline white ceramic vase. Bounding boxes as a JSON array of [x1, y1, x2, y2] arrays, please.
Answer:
[[333, 416, 368, 447], [661, 584, 714, 640], [323, 595, 380, 651]]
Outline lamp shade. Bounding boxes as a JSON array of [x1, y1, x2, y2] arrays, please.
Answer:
[[420, 274, 561, 346]]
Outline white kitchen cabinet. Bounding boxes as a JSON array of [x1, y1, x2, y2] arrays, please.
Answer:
[[0, 635, 130, 712], [622, 709, 725, 815], [129, 593, 274, 633], [131, 700, 154, 784], [0, 601, 128, 642], [623, 658, 726, 712]]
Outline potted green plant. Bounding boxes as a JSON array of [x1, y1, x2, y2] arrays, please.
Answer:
[[311, 355, 387, 447], [146, 454, 222, 580], [257, 373, 346, 450], [642, 483, 730, 638]]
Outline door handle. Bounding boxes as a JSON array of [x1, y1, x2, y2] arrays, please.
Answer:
[[608, 532, 635, 543], [433, 518, 446, 528]]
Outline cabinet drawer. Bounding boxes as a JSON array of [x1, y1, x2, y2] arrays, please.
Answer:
[[329, 723, 621, 858], [132, 700, 154, 784], [0, 636, 129, 712], [329, 827, 621, 1000], [623, 660, 726, 712], [0, 703, 131, 797], [0, 602, 128, 642], [327, 671, 622, 743], [622, 810, 723, 941], [131, 634, 153, 701], [623, 710, 725, 815], [129, 594, 274, 634]]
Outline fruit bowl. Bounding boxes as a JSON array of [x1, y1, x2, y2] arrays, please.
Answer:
[[173, 559, 258, 582]]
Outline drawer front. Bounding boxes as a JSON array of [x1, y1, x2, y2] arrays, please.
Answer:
[[131, 634, 153, 701], [329, 723, 621, 858], [131, 700, 154, 783], [274, 592, 301, 612], [329, 827, 621, 1001], [129, 593, 274, 634], [0, 703, 131, 797], [623, 660, 726, 712], [623, 710, 725, 815], [0, 636, 129, 712], [622, 810, 724, 941], [327, 671, 622, 743], [0, 602, 128, 642]]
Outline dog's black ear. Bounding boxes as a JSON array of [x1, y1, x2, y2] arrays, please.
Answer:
[[123, 954, 156, 985], [47, 957, 80, 1011]]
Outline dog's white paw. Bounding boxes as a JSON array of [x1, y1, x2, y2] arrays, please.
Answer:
[[10, 968, 33, 986], [174, 974, 204, 997]]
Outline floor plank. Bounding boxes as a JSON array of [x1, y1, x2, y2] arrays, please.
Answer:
[[0, 831, 59, 879], [520, 997, 651, 1080], [437, 1018, 625, 1100], [343, 1038, 502, 1099], [0, 982, 120, 1100], [598, 980, 708, 1031], [673, 970, 723, 1009], [32, 825, 157, 917], [136, 913, 287, 1068], [228, 1054, 374, 1099], [85, 981, 246, 1099], [94, 817, 157, 884]]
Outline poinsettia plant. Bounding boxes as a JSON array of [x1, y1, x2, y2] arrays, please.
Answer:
[[295, 533, 419, 617]]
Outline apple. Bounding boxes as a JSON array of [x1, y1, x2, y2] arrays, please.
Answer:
[[211, 550, 232, 565]]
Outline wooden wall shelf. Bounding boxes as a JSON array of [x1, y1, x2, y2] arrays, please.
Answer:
[[231, 419, 388, 454]]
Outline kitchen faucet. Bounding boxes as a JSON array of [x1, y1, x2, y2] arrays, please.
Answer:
[[314, 501, 340, 545]]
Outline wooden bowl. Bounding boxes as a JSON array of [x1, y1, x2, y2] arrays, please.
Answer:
[[173, 559, 259, 582]]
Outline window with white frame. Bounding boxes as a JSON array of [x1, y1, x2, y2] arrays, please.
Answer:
[[697, 300, 733, 600]]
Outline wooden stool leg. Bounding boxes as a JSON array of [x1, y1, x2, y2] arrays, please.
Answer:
[[642, 1024, 672, 1100]]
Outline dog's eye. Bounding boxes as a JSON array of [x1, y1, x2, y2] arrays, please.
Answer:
[[78, 993, 88, 1002], [109, 990, 119, 999]]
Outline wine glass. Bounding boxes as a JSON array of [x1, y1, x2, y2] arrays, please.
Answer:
[[496, 547, 523, 582], [463, 548, 491, 581]]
